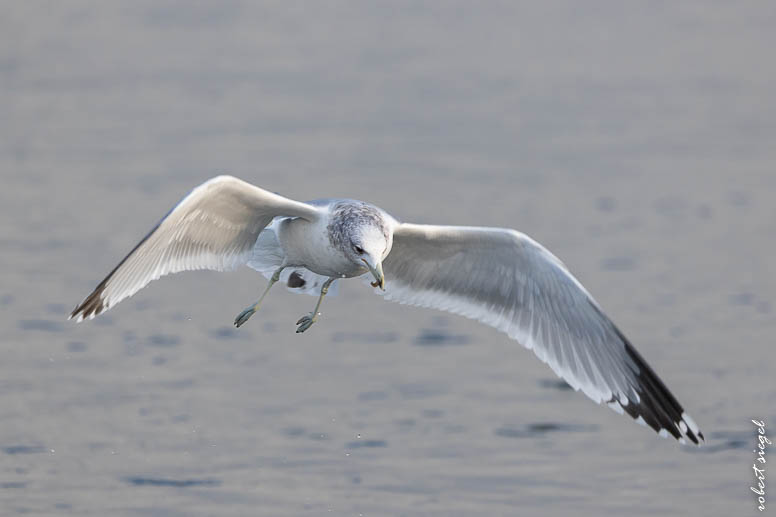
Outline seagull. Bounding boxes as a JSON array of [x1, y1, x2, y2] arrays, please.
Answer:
[[70, 175, 704, 445]]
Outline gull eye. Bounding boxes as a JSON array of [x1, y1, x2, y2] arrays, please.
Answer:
[[353, 245, 364, 255]]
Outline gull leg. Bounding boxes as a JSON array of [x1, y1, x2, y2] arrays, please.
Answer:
[[295, 277, 336, 333], [234, 266, 285, 328]]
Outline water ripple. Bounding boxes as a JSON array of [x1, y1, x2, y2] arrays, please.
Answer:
[[18, 319, 64, 332], [3, 445, 48, 455], [413, 328, 469, 347], [124, 477, 220, 488], [495, 422, 597, 439]]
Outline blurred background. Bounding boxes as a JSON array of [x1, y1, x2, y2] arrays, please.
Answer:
[[2, 2, 775, 516]]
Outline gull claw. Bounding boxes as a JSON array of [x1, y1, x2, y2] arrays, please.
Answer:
[[295, 312, 317, 333]]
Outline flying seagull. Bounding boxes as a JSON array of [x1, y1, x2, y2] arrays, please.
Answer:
[[70, 175, 704, 445]]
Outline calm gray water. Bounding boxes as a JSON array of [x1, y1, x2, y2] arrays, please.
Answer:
[[2, 2, 775, 516]]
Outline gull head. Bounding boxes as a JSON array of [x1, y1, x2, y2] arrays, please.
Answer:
[[328, 201, 392, 289], [349, 224, 387, 289]]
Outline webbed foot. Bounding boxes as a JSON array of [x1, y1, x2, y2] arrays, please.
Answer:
[[295, 312, 318, 333], [233, 266, 286, 329], [234, 307, 257, 328]]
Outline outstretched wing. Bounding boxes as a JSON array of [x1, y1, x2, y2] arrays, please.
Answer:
[[378, 223, 704, 445], [70, 175, 321, 321]]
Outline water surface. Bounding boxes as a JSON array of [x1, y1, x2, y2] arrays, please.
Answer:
[[2, 2, 775, 516]]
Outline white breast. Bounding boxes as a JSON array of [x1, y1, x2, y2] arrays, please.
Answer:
[[276, 216, 366, 278]]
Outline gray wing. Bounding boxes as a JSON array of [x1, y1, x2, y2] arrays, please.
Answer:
[[70, 176, 321, 321], [379, 223, 704, 445]]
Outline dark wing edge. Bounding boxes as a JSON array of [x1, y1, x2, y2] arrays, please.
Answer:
[[376, 223, 705, 445], [70, 175, 320, 321]]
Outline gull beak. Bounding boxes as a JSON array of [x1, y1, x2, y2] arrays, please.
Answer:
[[362, 257, 385, 290]]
